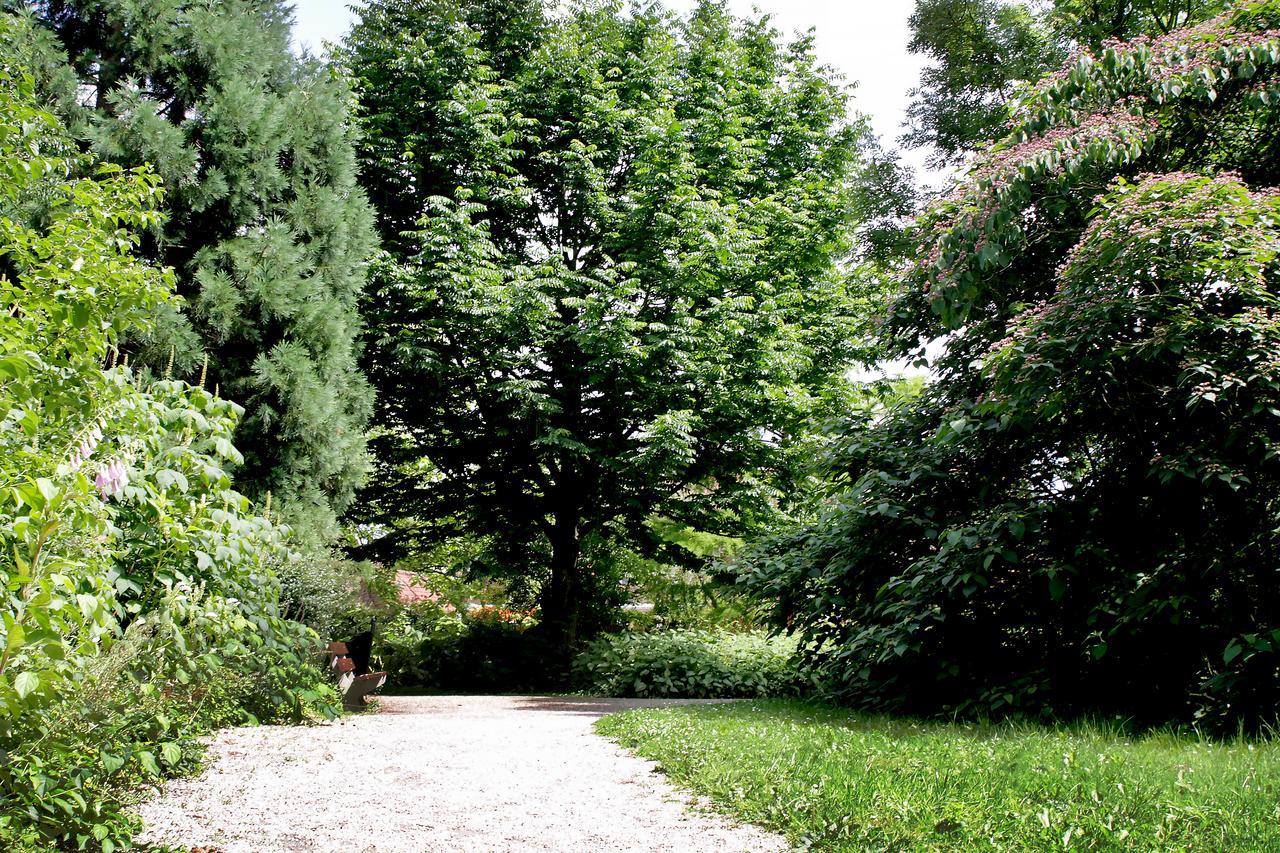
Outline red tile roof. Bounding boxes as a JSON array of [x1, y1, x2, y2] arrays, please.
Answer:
[[394, 570, 454, 611]]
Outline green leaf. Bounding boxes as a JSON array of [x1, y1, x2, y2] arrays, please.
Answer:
[[160, 742, 182, 766], [4, 623, 25, 656], [70, 301, 91, 328], [155, 469, 190, 492], [1223, 642, 1243, 664], [13, 671, 39, 699], [138, 750, 160, 777], [35, 478, 58, 504]]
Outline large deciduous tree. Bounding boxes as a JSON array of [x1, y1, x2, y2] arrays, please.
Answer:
[[345, 0, 872, 646], [905, 0, 1227, 166], [743, 3, 1280, 727], [12, 0, 377, 544]]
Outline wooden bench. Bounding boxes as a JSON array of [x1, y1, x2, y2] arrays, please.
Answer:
[[324, 639, 387, 712]]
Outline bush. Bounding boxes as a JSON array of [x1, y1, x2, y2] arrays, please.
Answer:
[[572, 630, 806, 699], [0, 27, 335, 849], [278, 550, 382, 639], [368, 604, 569, 693], [741, 5, 1280, 727], [372, 604, 466, 687]]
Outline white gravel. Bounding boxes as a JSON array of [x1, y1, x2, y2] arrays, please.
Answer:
[[136, 694, 789, 852]]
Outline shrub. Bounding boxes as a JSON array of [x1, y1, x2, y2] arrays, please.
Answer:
[[369, 604, 569, 693], [741, 4, 1280, 727], [0, 25, 334, 849], [572, 630, 806, 699], [278, 550, 381, 639], [371, 604, 467, 687]]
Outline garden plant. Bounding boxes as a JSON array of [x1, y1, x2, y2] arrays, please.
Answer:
[[2, 0, 1280, 848], [742, 0, 1280, 727], [0, 16, 334, 849]]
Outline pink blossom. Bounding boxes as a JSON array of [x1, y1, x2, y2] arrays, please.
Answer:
[[67, 423, 104, 471], [95, 460, 129, 499]]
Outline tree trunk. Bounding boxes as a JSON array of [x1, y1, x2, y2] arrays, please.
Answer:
[[540, 510, 582, 651]]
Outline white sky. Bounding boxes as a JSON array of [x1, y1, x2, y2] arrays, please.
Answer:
[[290, 1, 936, 176]]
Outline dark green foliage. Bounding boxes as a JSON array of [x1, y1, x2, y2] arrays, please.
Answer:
[[418, 620, 566, 693], [345, 0, 875, 646], [905, 0, 1226, 164], [743, 5, 1280, 727], [374, 605, 568, 693], [17, 0, 378, 544], [341, 0, 545, 255], [905, 0, 1062, 167], [573, 629, 804, 698]]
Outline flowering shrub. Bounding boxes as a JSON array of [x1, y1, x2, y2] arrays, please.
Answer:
[[0, 23, 333, 850], [743, 3, 1280, 728], [901, 2, 1280, 329]]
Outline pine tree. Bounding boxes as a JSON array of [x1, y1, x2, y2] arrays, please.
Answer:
[[20, 0, 377, 545]]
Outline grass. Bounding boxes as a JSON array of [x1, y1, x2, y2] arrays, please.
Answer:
[[595, 700, 1280, 851]]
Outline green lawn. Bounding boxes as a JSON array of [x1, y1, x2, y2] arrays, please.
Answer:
[[596, 700, 1280, 851]]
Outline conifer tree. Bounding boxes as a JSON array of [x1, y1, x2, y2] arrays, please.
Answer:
[[18, 0, 377, 544]]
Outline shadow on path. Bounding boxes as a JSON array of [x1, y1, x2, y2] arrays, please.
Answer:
[[374, 693, 739, 718]]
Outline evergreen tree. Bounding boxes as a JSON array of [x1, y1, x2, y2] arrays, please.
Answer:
[[17, 0, 377, 544], [345, 0, 875, 647]]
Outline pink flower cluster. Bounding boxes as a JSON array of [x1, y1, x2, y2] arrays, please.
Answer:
[[67, 423, 104, 471], [975, 109, 1158, 190], [915, 108, 1158, 301], [1066, 171, 1269, 274], [95, 461, 129, 500]]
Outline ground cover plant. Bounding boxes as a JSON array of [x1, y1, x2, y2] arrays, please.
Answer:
[[598, 700, 1280, 850], [742, 0, 1280, 727], [573, 629, 804, 698]]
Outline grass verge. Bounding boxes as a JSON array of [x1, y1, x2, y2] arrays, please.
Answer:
[[595, 699, 1280, 851]]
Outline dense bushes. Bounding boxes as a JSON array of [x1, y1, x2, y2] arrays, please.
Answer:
[[572, 630, 805, 699], [367, 602, 571, 693], [741, 4, 1280, 727], [0, 28, 333, 850]]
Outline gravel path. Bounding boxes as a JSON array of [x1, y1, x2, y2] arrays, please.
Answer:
[[136, 695, 788, 852]]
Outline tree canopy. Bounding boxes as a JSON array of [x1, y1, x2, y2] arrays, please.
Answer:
[[905, 0, 1228, 165], [12, 0, 378, 544], [743, 2, 1280, 727], [345, 0, 875, 645]]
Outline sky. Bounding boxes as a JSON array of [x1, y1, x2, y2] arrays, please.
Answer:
[[289, 1, 935, 176]]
